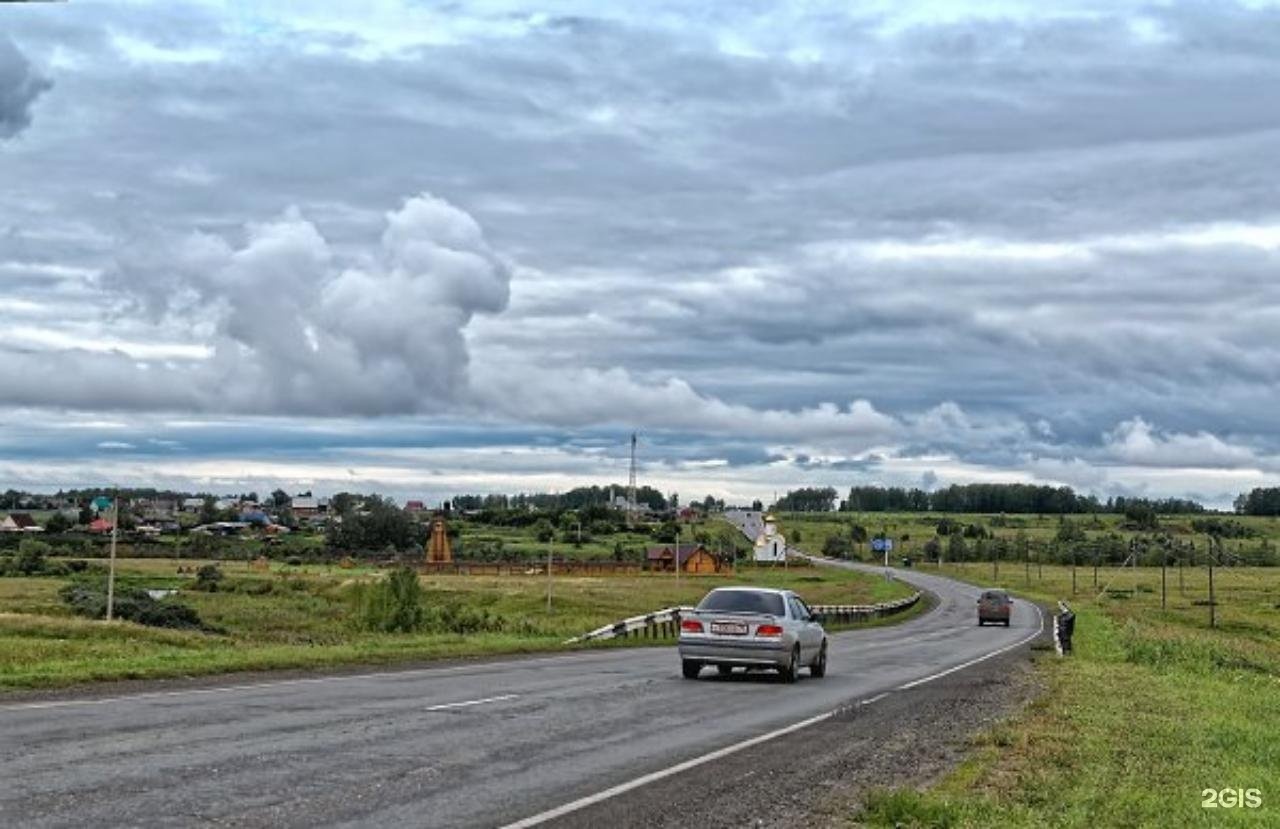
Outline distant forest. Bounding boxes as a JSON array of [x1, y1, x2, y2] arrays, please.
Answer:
[[774, 484, 1211, 515], [1233, 488, 1280, 516], [450, 485, 676, 513]]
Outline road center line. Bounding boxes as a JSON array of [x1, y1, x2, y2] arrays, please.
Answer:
[[425, 694, 518, 711], [502, 601, 1046, 828]]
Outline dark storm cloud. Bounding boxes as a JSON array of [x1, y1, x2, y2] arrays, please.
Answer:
[[0, 35, 50, 138]]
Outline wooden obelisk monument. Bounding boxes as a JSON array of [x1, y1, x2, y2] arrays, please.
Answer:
[[426, 515, 453, 563]]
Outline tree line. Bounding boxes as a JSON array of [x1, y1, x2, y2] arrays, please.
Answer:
[[771, 484, 1209, 515], [1233, 488, 1280, 516], [449, 484, 672, 513]]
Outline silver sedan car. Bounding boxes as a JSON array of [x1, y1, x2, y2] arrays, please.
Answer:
[[678, 587, 828, 682]]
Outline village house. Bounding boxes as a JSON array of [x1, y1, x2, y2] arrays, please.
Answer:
[[87, 517, 114, 534], [139, 499, 178, 522], [0, 513, 42, 533], [645, 542, 720, 574]]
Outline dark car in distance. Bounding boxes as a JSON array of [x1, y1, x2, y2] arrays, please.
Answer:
[[977, 590, 1013, 626]]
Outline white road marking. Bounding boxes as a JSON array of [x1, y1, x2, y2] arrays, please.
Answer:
[[896, 603, 1045, 691], [861, 692, 889, 705], [502, 602, 1047, 828], [425, 694, 518, 711], [499, 709, 838, 829]]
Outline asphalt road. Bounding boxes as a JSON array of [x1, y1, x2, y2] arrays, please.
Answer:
[[1, 518, 1043, 828]]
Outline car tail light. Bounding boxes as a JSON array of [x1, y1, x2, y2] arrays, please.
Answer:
[[680, 619, 704, 633], [756, 624, 783, 637]]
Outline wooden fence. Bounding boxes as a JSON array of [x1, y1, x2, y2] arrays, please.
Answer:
[[419, 559, 645, 576]]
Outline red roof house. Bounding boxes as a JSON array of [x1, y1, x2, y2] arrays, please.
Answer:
[[87, 518, 115, 534]]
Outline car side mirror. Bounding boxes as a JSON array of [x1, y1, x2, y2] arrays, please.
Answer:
[[811, 613, 824, 624]]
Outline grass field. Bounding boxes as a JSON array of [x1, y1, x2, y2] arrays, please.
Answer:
[[852, 562, 1280, 828], [778, 510, 1280, 565], [0, 557, 912, 691]]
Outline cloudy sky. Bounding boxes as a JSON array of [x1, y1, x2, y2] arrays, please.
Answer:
[[3, 0, 1280, 507]]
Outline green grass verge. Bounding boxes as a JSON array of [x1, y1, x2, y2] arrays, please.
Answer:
[[853, 564, 1279, 828], [0, 558, 915, 691]]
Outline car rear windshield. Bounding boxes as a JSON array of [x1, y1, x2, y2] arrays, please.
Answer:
[[697, 590, 785, 616], [981, 591, 1008, 602]]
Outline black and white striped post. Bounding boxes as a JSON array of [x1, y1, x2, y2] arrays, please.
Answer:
[[1054, 600, 1075, 655]]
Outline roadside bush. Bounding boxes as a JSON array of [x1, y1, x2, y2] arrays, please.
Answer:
[[231, 578, 274, 596], [532, 519, 555, 543], [15, 539, 52, 575], [651, 521, 679, 543], [822, 535, 852, 557], [350, 568, 508, 635], [1190, 517, 1255, 539], [193, 564, 224, 592], [435, 602, 504, 634], [354, 567, 425, 633], [59, 582, 211, 632]]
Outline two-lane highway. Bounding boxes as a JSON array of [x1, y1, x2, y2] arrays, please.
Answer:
[[1, 526, 1042, 828]]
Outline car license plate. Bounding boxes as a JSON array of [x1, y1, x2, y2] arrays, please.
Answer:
[[710, 621, 748, 635]]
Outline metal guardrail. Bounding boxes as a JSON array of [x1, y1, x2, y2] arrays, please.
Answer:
[[565, 592, 922, 644], [567, 607, 689, 644], [811, 592, 921, 624]]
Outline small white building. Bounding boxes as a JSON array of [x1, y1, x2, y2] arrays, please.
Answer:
[[753, 513, 787, 563]]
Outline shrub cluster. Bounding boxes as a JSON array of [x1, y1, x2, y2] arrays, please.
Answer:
[[0, 540, 73, 577], [351, 567, 506, 635], [59, 582, 212, 632]]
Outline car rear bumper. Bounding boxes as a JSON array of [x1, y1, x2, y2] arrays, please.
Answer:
[[678, 637, 791, 668]]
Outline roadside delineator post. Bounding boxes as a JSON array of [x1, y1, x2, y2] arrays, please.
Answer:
[[1054, 600, 1075, 655]]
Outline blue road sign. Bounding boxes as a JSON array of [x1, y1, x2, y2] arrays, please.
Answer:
[[871, 538, 893, 553]]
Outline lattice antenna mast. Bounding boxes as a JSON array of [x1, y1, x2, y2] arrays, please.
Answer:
[[628, 432, 638, 528]]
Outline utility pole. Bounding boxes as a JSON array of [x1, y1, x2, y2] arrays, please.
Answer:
[[106, 494, 119, 622], [1161, 552, 1167, 610], [546, 536, 553, 613], [627, 432, 637, 529], [675, 525, 681, 587], [1208, 537, 1216, 629]]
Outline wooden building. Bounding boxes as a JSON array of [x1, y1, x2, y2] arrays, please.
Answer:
[[645, 543, 719, 574]]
